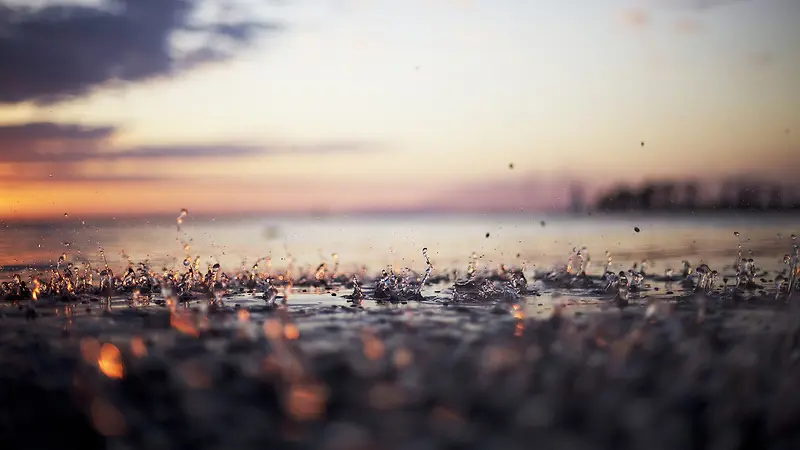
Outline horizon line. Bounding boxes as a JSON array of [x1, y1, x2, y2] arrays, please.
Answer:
[[2, 207, 800, 225]]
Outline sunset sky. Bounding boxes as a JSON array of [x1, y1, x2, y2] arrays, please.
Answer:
[[0, 0, 798, 219]]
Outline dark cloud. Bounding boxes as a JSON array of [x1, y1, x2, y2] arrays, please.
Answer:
[[673, 0, 751, 10], [650, 0, 752, 11], [0, 173, 166, 185], [0, 121, 115, 141], [0, 122, 383, 166], [0, 0, 281, 105], [102, 144, 262, 161], [104, 142, 381, 160]]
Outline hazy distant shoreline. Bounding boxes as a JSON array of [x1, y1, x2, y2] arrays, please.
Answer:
[[1, 208, 799, 228]]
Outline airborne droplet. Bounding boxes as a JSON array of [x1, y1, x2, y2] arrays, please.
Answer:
[[634, 227, 641, 233], [176, 208, 188, 230], [734, 231, 740, 237]]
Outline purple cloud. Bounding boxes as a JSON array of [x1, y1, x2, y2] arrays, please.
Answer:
[[0, 0, 281, 105], [0, 122, 384, 174]]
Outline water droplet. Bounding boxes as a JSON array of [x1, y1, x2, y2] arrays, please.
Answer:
[[734, 231, 740, 237], [508, 163, 514, 170], [540, 221, 546, 227], [634, 227, 641, 233], [64, 213, 68, 218], [212, 263, 221, 271], [792, 234, 797, 241], [485, 232, 490, 238], [640, 141, 645, 147]]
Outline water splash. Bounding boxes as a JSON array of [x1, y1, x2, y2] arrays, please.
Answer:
[[314, 261, 328, 285], [603, 270, 619, 292], [681, 260, 692, 278], [6, 221, 796, 321], [371, 249, 435, 303], [466, 252, 479, 281], [604, 251, 613, 273], [734, 237, 743, 279], [177, 208, 188, 231], [31, 276, 41, 301], [507, 267, 527, 295], [567, 247, 590, 276], [627, 263, 644, 291], [347, 274, 364, 305], [263, 277, 279, 305], [694, 264, 716, 293], [616, 270, 630, 306], [639, 259, 650, 276], [742, 258, 756, 287], [775, 274, 788, 300], [331, 253, 339, 279], [416, 247, 433, 295], [786, 242, 799, 302]]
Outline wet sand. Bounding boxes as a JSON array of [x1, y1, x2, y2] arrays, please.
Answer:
[[3, 280, 800, 450]]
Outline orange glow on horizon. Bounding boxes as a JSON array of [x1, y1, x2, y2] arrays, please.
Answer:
[[0, 0, 798, 222]]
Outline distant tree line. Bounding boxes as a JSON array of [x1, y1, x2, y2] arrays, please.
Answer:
[[593, 180, 800, 212]]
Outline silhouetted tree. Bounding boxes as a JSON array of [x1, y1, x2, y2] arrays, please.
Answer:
[[736, 186, 761, 210], [569, 184, 585, 213], [638, 185, 656, 211], [592, 179, 798, 213], [597, 185, 637, 211], [768, 186, 783, 210], [718, 180, 736, 209], [617, 189, 636, 210], [655, 183, 676, 210], [683, 183, 699, 210]]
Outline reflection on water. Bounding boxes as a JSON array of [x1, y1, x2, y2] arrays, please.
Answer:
[[0, 213, 797, 280]]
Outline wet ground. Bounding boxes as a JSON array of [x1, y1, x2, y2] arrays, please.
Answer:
[[3, 271, 800, 450]]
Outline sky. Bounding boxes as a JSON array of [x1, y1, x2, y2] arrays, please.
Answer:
[[0, 0, 798, 219]]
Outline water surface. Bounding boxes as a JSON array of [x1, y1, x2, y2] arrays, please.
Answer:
[[1, 212, 797, 280]]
